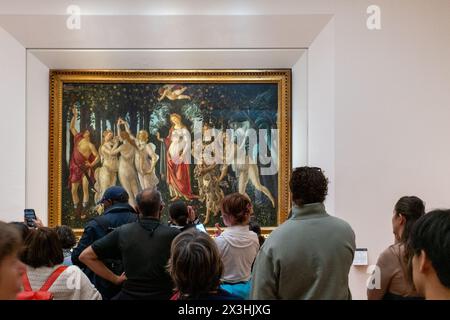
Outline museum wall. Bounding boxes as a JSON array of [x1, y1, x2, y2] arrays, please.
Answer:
[[1, 0, 450, 300], [0, 26, 26, 222], [25, 53, 49, 226], [305, 20, 335, 215], [332, 0, 450, 299]]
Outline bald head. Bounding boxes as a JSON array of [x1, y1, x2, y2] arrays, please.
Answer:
[[136, 189, 163, 217]]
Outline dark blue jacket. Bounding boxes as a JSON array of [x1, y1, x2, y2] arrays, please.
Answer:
[[71, 202, 137, 299]]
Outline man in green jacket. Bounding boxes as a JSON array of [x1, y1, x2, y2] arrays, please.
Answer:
[[251, 166, 356, 299]]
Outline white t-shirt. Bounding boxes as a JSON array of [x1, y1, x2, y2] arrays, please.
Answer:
[[25, 265, 102, 300], [214, 225, 260, 283]]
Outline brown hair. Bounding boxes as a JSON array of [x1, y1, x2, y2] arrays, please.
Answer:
[[54, 225, 77, 249], [221, 193, 252, 225], [394, 196, 425, 244], [168, 229, 223, 299], [0, 221, 22, 263], [119, 130, 138, 149], [22, 227, 64, 268], [290, 166, 328, 206]]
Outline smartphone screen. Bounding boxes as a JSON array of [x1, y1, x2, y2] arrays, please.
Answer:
[[195, 223, 207, 233], [24, 209, 37, 227]]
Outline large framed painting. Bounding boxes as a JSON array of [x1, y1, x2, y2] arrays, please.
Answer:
[[48, 70, 291, 235]]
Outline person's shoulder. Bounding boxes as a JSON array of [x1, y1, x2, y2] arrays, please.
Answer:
[[84, 217, 99, 228], [48, 265, 82, 282], [263, 219, 293, 240], [62, 265, 94, 284], [109, 204, 138, 216], [376, 244, 399, 267], [124, 210, 138, 219], [214, 233, 226, 246], [384, 243, 403, 259], [256, 227, 283, 254], [64, 265, 82, 274], [327, 215, 355, 232], [118, 221, 139, 231], [105, 211, 137, 226], [82, 219, 101, 234], [246, 229, 260, 246], [159, 223, 181, 236], [182, 224, 196, 231]]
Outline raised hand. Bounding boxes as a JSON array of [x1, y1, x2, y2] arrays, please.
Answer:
[[187, 206, 196, 223], [32, 217, 44, 228], [214, 223, 223, 237]]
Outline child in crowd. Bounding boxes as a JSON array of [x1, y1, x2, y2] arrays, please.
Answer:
[[214, 193, 259, 299]]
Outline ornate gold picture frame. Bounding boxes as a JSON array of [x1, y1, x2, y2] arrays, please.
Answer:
[[48, 70, 291, 236]]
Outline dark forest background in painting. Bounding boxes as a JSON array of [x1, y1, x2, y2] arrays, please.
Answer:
[[62, 83, 278, 229]]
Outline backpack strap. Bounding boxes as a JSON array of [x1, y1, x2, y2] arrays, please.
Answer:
[[21, 272, 32, 292], [39, 266, 68, 292]]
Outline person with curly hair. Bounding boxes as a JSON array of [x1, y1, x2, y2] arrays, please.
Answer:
[[55, 225, 77, 266], [251, 166, 356, 299]]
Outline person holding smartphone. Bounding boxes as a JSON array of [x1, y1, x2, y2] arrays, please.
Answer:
[[23, 209, 44, 229], [188, 205, 207, 233], [168, 201, 207, 233]]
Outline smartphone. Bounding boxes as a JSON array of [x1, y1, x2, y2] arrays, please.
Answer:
[[24, 209, 37, 228], [195, 223, 207, 233]]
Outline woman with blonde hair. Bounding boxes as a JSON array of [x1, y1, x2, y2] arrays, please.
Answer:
[[157, 113, 196, 201]]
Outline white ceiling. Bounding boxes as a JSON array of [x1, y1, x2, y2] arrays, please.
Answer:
[[29, 49, 306, 69], [0, 1, 329, 70], [0, 14, 332, 49], [0, 0, 334, 15]]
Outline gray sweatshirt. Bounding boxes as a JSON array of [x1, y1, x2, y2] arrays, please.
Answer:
[[250, 203, 356, 300]]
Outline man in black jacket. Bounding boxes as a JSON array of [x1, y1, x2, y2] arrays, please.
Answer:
[[72, 186, 137, 299], [80, 189, 180, 300]]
